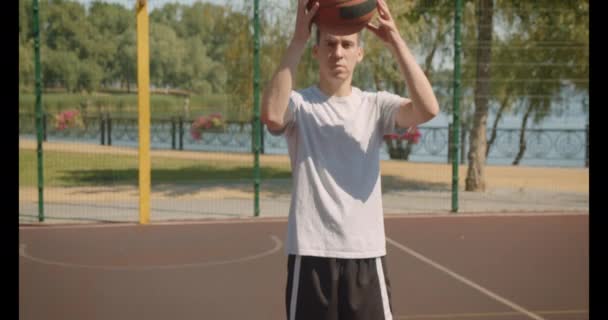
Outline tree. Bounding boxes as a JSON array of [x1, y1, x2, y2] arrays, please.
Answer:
[[177, 2, 228, 60], [19, 41, 35, 91], [87, 2, 134, 86], [465, 0, 494, 192], [221, 9, 255, 120], [499, 0, 588, 165], [19, 0, 32, 44], [77, 58, 103, 93], [180, 37, 225, 94], [460, 0, 587, 173], [42, 0, 88, 56], [485, 36, 525, 158], [149, 22, 184, 89], [41, 48, 80, 92], [115, 28, 136, 92], [150, 3, 185, 36]]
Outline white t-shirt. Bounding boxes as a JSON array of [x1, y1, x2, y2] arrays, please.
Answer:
[[270, 85, 406, 258]]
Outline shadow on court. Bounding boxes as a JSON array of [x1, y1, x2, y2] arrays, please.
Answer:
[[19, 214, 588, 320]]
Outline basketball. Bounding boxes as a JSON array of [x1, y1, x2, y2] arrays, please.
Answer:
[[307, 0, 377, 36]]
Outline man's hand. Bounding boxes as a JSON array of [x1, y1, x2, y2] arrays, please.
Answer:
[[365, 0, 401, 47], [293, 0, 320, 45]]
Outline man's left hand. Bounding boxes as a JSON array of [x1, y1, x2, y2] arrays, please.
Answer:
[[365, 0, 402, 47]]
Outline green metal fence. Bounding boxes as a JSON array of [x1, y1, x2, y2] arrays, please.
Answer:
[[19, 0, 589, 223]]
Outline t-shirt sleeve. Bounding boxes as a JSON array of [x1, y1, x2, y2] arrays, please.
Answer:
[[377, 90, 408, 135], [267, 90, 302, 136]]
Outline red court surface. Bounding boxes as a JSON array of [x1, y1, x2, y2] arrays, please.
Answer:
[[19, 213, 588, 320]]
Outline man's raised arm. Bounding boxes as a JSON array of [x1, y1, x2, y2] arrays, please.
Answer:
[[261, 0, 319, 131], [366, 0, 440, 128]]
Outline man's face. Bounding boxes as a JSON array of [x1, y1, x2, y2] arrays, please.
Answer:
[[313, 31, 363, 82]]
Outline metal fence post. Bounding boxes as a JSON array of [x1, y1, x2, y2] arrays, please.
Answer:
[[42, 112, 47, 142], [33, 0, 44, 222], [107, 112, 112, 146], [178, 116, 184, 150], [171, 117, 176, 150], [451, 0, 463, 213], [585, 124, 589, 168], [261, 124, 265, 154], [100, 113, 106, 145], [460, 123, 467, 164], [447, 123, 453, 163]]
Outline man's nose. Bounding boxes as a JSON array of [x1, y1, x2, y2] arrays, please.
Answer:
[[333, 45, 344, 58]]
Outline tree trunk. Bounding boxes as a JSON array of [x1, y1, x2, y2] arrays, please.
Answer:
[[465, 0, 494, 192], [423, 23, 441, 79], [486, 94, 510, 158], [512, 104, 532, 165], [392, 80, 404, 96], [373, 71, 382, 91]]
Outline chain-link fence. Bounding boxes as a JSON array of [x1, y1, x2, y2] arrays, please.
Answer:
[[19, 0, 589, 223]]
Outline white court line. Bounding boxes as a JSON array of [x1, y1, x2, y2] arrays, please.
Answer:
[[386, 237, 546, 320], [394, 309, 588, 319], [384, 211, 588, 219], [20, 235, 282, 271]]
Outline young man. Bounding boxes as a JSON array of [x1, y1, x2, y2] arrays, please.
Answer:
[[261, 0, 439, 319]]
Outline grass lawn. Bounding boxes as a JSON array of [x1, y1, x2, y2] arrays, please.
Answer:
[[18, 92, 249, 121], [19, 148, 291, 187]]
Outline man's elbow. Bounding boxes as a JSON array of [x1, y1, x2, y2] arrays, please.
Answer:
[[263, 118, 286, 132], [424, 101, 440, 120], [260, 103, 273, 125], [261, 107, 284, 130], [261, 110, 272, 126]]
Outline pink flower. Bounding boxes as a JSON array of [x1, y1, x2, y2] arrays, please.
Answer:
[[64, 111, 75, 120], [383, 128, 422, 144], [402, 127, 421, 144], [54, 109, 83, 131], [190, 114, 225, 140], [190, 128, 202, 140]]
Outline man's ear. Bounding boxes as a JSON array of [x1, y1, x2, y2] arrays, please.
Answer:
[[357, 47, 364, 63], [312, 44, 319, 59]]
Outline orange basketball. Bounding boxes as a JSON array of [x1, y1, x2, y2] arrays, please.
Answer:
[[308, 0, 377, 36]]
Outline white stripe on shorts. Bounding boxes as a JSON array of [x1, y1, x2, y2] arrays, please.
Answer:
[[375, 257, 393, 320], [289, 255, 302, 320]]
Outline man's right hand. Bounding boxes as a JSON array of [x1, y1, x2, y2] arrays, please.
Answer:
[[293, 0, 319, 45]]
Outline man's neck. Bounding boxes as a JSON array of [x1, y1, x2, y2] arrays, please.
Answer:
[[317, 76, 353, 98]]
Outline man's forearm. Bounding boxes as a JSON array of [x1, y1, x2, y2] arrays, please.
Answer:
[[261, 40, 308, 129], [390, 38, 439, 119]]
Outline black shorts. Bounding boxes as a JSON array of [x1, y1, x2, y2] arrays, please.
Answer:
[[285, 254, 393, 320]]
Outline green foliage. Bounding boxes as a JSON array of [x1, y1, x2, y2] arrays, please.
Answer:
[[77, 59, 103, 93], [17, 0, 588, 124], [19, 42, 35, 91]]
